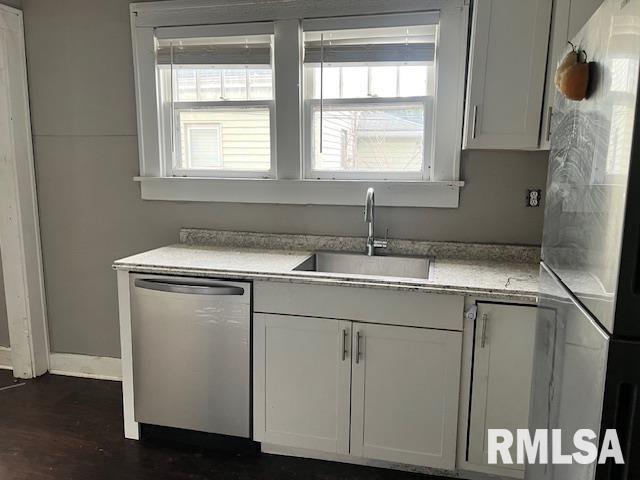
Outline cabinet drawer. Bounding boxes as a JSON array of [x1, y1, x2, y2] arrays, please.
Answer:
[[254, 281, 463, 331]]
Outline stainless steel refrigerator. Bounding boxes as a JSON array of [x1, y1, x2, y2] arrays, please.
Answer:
[[527, 0, 640, 479]]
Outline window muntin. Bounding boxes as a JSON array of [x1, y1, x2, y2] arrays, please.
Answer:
[[303, 23, 437, 180], [156, 31, 274, 177]]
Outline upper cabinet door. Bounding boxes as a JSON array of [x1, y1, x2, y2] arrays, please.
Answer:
[[350, 323, 462, 469], [463, 0, 552, 149], [253, 313, 352, 454], [540, 0, 604, 149]]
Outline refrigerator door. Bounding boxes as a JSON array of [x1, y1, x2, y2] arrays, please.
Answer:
[[528, 262, 609, 480], [596, 338, 640, 479], [541, 0, 640, 334]]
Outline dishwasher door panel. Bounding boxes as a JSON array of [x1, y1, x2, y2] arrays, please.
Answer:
[[130, 274, 251, 437]]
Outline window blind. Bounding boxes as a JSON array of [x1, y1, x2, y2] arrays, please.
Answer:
[[156, 43, 271, 65]]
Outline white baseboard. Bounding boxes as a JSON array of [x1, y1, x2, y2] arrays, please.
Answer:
[[0, 346, 12, 370], [49, 353, 122, 381]]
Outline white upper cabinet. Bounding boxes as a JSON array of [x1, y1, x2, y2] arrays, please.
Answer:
[[466, 303, 537, 478], [463, 0, 553, 149], [540, 0, 604, 149], [350, 323, 462, 470]]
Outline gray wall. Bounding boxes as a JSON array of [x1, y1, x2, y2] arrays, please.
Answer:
[[0, 252, 9, 347], [1, 0, 21, 8], [21, 0, 549, 358]]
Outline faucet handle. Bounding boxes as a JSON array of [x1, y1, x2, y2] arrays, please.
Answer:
[[374, 228, 389, 250]]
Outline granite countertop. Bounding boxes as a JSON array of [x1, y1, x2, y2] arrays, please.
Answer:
[[114, 230, 540, 303]]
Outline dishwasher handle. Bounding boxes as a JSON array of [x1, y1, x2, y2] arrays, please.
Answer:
[[134, 278, 245, 296]]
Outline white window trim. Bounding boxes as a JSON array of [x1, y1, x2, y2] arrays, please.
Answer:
[[134, 176, 464, 207], [130, 0, 468, 207]]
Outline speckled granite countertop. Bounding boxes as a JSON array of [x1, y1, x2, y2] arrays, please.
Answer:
[[114, 230, 540, 302]]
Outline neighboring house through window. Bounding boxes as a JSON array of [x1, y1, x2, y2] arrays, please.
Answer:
[[184, 124, 222, 169]]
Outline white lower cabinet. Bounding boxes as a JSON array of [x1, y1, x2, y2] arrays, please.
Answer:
[[350, 323, 462, 470], [466, 303, 537, 478], [253, 314, 351, 454], [253, 313, 463, 470]]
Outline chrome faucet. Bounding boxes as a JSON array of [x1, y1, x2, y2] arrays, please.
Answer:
[[364, 188, 388, 256]]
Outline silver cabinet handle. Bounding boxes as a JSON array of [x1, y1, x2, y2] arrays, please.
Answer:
[[472, 105, 479, 139], [481, 313, 489, 348], [355, 331, 362, 364], [341, 329, 348, 361], [134, 278, 244, 296], [546, 106, 553, 142]]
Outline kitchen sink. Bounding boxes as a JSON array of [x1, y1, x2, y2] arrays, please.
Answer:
[[293, 252, 433, 280]]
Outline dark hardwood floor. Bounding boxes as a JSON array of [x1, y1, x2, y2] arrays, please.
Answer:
[[0, 370, 448, 480]]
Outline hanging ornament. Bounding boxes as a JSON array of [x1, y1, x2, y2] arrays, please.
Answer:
[[555, 42, 590, 101]]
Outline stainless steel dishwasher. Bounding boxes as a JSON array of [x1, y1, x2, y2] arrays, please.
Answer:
[[130, 274, 251, 438]]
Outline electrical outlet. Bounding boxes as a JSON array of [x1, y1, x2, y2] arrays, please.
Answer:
[[527, 189, 542, 207]]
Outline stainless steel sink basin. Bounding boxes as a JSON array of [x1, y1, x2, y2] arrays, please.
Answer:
[[294, 252, 433, 280]]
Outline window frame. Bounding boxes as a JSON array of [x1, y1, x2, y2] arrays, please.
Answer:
[[129, 0, 468, 207], [155, 22, 276, 178], [301, 14, 438, 181]]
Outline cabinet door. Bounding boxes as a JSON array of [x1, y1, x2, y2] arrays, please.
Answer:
[[467, 303, 537, 477], [350, 323, 462, 469], [540, 0, 603, 149], [253, 313, 351, 454], [464, 0, 552, 149]]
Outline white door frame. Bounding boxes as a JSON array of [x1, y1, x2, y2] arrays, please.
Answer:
[[0, 4, 49, 378]]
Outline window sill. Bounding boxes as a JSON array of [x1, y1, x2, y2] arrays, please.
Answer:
[[134, 177, 464, 208]]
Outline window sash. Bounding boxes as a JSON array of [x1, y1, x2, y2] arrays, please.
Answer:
[[303, 96, 433, 180], [168, 100, 276, 178]]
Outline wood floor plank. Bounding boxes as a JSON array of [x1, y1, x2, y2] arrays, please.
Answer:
[[0, 370, 448, 480]]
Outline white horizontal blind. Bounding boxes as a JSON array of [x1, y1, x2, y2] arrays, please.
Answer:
[[156, 32, 273, 65], [157, 44, 271, 65], [304, 43, 434, 65]]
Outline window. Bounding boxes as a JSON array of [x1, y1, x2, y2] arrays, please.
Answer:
[[303, 17, 437, 180], [185, 124, 222, 169], [130, 2, 468, 206], [156, 25, 275, 177]]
